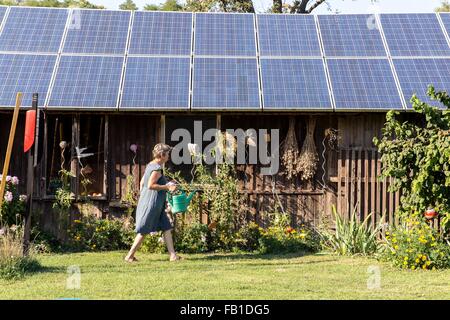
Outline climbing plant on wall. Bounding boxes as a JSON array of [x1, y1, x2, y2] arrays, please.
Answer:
[[374, 86, 450, 233]]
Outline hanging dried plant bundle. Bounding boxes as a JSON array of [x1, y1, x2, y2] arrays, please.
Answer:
[[281, 118, 300, 180], [298, 117, 318, 181]]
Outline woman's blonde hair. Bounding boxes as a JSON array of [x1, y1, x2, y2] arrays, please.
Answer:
[[152, 143, 172, 159]]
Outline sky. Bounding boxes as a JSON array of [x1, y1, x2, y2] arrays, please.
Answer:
[[89, 0, 445, 13]]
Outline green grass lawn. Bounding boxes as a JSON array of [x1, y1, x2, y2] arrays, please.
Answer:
[[1, 251, 449, 300]]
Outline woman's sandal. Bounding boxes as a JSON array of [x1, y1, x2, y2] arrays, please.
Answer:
[[169, 255, 183, 262], [124, 256, 138, 263]]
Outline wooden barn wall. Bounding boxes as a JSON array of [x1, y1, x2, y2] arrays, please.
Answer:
[[221, 114, 339, 228], [0, 112, 27, 193], [335, 114, 401, 225], [108, 114, 160, 203], [0, 111, 403, 231]]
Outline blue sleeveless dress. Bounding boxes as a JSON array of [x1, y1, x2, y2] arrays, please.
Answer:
[[135, 163, 172, 234]]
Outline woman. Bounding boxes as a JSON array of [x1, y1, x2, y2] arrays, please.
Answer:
[[124, 143, 181, 262]]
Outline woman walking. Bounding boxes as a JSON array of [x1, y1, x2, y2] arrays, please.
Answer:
[[125, 143, 182, 262]]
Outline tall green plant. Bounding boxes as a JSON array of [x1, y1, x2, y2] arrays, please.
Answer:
[[319, 205, 383, 256], [373, 86, 450, 232]]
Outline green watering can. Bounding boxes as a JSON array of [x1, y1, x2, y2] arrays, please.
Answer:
[[167, 189, 198, 214]]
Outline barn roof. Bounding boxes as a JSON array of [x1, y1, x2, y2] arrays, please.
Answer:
[[0, 6, 448, 112]]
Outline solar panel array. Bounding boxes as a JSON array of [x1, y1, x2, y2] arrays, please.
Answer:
[[0, 6, 448, 111], [62, 9, 131, 55]]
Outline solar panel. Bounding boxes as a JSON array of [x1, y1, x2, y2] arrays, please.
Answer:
[[0, 7, 68, 53], [194, 13, 256, 56], [192, 58, 260, 109], [393, 58, 450, 108], [0, 54, 56, 108], [380, 13, 450, 57], [439, 13, 450, 41], [318, 14, 386, 57], [121, 57, 190, 109], [129, 11, 192, 55], [257, 14, 321, 57], [48, 55, 124, 109], [261, 58, 331, 109], [327, 58, 403, 110], [62, 9, 131, 55], [0, 6, 7, 25]]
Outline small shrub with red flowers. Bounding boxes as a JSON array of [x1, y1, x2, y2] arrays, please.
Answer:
[[0, 175, 27, 226], [380, 218, 450, 270], [258, 210, 321, 254]]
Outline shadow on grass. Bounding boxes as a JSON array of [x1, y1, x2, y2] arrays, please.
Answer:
[[195, 251, 336, 263], [0, 260, 66, 282]]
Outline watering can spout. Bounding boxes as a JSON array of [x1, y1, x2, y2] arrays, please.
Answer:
[[186, 190, 197, 204]]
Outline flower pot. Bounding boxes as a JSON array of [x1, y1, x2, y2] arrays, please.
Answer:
[[424, 208, 438, 220]]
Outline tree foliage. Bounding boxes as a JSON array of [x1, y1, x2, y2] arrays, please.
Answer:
[[148, 0, 333, 13], [119, 0, 137, 10], [144, 0, 184, 11], [436, 0, 450, 12], [0, 0, 104, 8], [373, 86, 450, 232]]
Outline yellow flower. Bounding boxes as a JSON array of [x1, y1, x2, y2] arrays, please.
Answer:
[[386, 236, 390, 240], [404, 256, 408, 261], [394, 245, 399, 250], [415, 258, 420, 263], [422, 255, 427, 261], [426, 261, 431, 266], [422, 265, 427, 270], [411, 266, 416, 270]]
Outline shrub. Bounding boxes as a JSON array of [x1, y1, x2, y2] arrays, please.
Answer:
[[140, 232, 167, 254], [0, 175, 27, 226], [318, 205, 383, 256], [380, 218, 450, 270], [0, 225, 41, 280], [373, 86, 450, 232], [234, 222, 262, 252], [175, 222, 209, 253], [30, 227, 66, 253], [257, 209, 320, 255], [67, 215, 134, 251]]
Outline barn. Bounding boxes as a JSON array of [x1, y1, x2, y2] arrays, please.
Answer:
[[0, 6, 449, 235]]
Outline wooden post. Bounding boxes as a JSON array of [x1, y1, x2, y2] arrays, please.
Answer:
[[103, 115, 109, 199], [24, 93, 40, 256], [0, 93, 22, 211]]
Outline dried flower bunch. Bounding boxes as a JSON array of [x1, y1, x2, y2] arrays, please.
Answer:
[[298, 118, 318, 181], [281, 118, 300, 180]]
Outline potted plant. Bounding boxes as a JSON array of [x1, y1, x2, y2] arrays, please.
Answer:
[[424, 208, 438, 220]]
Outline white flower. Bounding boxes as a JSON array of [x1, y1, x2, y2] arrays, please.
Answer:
[[4, 191, 13, 203], [11, 176, 19, 185], [187, 143, 200, 156], [19, 195, 28, 202]]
